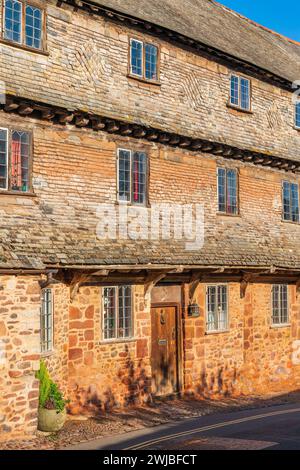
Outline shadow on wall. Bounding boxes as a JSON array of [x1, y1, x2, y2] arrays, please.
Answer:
[[68, 345, 152, 415], [194, 364, 241, 398]]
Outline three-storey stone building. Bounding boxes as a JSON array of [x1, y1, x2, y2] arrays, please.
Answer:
[[1, 0, 300, 440]]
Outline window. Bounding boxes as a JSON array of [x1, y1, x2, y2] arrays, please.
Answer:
[[217, 168, 238, 215], [0, 128, 31, 192], [102, 286, 133, 340], [230, 75, 251, 111], [3, 0, 44, 50], [118, 149, 147, 205], [295, 102, 300, 129], [40, 288, 53, 353], [282, 181, 299, 222], [272, 285, 289, 325], [206, 285, 228, 332], [130, 38, 158, 81]]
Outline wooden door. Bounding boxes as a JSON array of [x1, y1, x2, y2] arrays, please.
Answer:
[[151, 305, 179, 396]]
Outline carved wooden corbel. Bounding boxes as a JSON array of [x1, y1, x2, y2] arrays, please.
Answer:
[[240, 274, 255, 299], [188, 271, 202, 304], [144, 272, 167, 297], [69, 272, 93, 302], [39, 271, 59, 289]]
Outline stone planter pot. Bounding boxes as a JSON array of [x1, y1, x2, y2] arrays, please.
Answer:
[[38, 408, 66, 432]]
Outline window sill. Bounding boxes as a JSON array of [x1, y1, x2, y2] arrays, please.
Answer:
[[41, 350, 55, 358], [226, 103, 253, 115], [116, 200, 151, 209], [127, 74, 161, 87], [0, 39, 49, 56], [205, 329, 229, 335], [217, 212, 241, 218], [294, 126, 300, 132], [97, 337, 137, 345], [281, 219, 300, 226], [270, 323, 291, 329], [0, 190, 36, 197]]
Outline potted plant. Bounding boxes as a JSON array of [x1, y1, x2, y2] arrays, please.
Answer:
[[36, 360, 67, 432]]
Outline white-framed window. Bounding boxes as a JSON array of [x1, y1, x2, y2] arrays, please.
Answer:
[[3, 0, 44, 50], [206, 285, 228, 332], [272, 285, 289, 325], [40, 288, 53, 353], [230, 74, 251, 111], [130, 38, 158, 81], [0, 128, 31, 192], [282, 181, 299, 223], [102, 286, 133, 340], [295, 102, 300, 129], [217, 167, 238, 215], [117, 148, 147, 205]]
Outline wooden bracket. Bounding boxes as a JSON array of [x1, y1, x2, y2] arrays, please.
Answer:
[[144, 272, 167, 297], [69, 272, 94, 302], [39, 271, 59, 289], [240, 274, 255, 299], [188, 271, 202, 304], [296, 279, 300, 293]]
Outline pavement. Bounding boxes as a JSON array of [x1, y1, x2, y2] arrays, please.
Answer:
[[66, 402, 300, 450]]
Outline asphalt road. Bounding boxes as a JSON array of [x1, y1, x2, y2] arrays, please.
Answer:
[[67, 403, 300, 450]]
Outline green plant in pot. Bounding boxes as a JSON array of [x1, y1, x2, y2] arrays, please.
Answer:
[[36, 360, 67, 432]]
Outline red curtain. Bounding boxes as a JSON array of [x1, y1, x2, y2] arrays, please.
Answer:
[[11, 140, 22, 189]]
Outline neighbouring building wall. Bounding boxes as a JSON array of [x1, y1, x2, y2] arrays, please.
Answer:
[[184, 283, 300, 397], [0, 276, 41, 441]]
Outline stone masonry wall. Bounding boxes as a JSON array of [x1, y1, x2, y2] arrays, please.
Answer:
[[0, 1, 299, 161], [184, 283, 300, 397], [0, 276, 41, 441]]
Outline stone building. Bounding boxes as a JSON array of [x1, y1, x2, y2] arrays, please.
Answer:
[[1, 0, 300, 440]]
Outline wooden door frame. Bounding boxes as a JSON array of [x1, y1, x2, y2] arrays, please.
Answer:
[[151, 302, 183, 395]]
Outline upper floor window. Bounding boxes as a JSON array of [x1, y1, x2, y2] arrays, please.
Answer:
[[3, 0, 45, 50], [282, 181, 299, 223], [217, 167, 238, 215], [272, 285, 289, 326], [0, 128, 31, 192], [206, 285, 228, 332], [230, 75, 251, 111], [117, 149, 148, 205], [295, 102, 300, 129], [102, 286, 133, 340], [130, 38, 159, 82], [40, 288, 53, 353]]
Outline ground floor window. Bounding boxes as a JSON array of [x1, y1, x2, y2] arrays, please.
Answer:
[[102, 286, 133, 340], [272, 285, 289, 325], [206, 285, 228, 332], [40, 288, 53, 353]]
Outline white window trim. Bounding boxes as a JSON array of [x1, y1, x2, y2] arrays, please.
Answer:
[[230, 74, 251, 111], [117, 148, 132, 203], [205, 283, 229, 334], [130, 38, 144, 78], [271, 284, 290, 327], [4, 0, 23, 45], [101, 286, 134, 342], [217, 167, 239, 215], [0, 127, 9, 191], [282, 180, 300, 223], [40, 288, 54, 354], [295, 102, 300, 130]]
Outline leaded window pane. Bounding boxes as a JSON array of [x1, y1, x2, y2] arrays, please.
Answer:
[[103, 286, 133, 340], [133, 152, 147, 204], [130, 39, 143, 76], [0, 130, 8, 190], [11, 131, 30, 192], [207, 285, 228, 332], [41, 288, 53, 353], [272, 285, 288, 325], [4, 0, 22, 43], [218, 168, 238, 214], [230, 75, 239, 106], [145, 44, 158, 80], [230, 75, 250, 110], [227, 169, 238, 214], [296, 102, 300, 129], [217, 168, 226, 213], [283, 181, 299, 222], [240, 78, 250, 110], [25, 5, 42, 49], [118, 150, 131, 202]]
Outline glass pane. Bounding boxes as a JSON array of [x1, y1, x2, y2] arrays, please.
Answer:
[[296, 102, 300, 129], [240, 78, 250, 110], [145, 44, 158, 80], [25, 6, 42, 49], [118, 149, 131, 202], [227, 169, 238, 214], [283, 181, 291, 221], [0, 130, 8, 189], [207, 286, 217, 331], [230, 75, 239, 106], [40, 288, 53, 353], [217, 168, 226, 212], [4, 0, 22, 43], [218, 285, 228, 330], [291, 183, 299, 222], [11, 131, 30, 192], [118, 286, 132, 338], [103, 287, 116, 339], [130, 39, 143, 76], [280, 285, 288, 324], [132, 152, 147, 205]]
